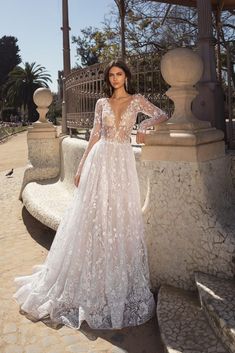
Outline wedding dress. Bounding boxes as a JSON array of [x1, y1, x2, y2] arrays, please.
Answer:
[[13, 94, 168, 330]]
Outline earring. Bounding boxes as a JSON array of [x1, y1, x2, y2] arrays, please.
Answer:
[[125, 78, 128, 92], [109, 86, 112, 96]]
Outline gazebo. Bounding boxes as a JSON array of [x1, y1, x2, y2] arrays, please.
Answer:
[[159, 0, 235, 8]]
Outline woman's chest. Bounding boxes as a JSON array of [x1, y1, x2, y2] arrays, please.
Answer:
[[101, 99, 138, 130]]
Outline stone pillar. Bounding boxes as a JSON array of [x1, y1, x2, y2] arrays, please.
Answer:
[[143, 48, 224, 162], [192, 0, 225, 133], [141, 48, 235, 291], [61, 0, 71, 135], [61, 0, 71, 77], [19, 88, 60, 199], [115, 0, 126, 60], [61, 77, 68, 135]]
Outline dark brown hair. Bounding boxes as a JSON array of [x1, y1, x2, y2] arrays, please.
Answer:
[[103, 59, 135, 97]]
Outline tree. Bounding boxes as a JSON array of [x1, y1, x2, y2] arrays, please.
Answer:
[[0, 35, 21, 86], [72, 26, 119, 67], [4, 62, 52, 122], [106, 1, 198, 54], [72, 1, 198, 65], [47, 92, 62, 124], [72, 27, 104, 66], [216, 10, 235, 89], [0, 35, 21, 111]]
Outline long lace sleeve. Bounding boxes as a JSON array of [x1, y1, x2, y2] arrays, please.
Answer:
[[75, 99, 102, 176], [137, 94, 169, 133]]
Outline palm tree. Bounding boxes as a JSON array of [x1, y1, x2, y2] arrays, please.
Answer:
[[4, 62, 52, 122]]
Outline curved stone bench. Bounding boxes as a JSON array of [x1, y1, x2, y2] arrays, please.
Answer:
[[22, 136, 145, 231]]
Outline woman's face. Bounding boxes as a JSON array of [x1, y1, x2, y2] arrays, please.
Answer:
[[108, 66, 126, 90]]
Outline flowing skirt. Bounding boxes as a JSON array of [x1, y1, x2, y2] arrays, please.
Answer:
[[13, 139, 155, 329]]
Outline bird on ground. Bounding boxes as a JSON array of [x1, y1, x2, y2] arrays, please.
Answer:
[[5, 168, 14, 177]]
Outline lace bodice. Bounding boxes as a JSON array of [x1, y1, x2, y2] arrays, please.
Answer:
[[76, 94, 168, 176]]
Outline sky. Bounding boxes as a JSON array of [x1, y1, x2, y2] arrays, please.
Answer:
[[0, 0, 114, 92]]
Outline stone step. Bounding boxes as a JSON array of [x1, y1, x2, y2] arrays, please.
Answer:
[[195, 272, 235, 353], [157, 285, 228, 353]]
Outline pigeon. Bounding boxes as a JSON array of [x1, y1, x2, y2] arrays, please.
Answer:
[[5, 168, 14, 177]]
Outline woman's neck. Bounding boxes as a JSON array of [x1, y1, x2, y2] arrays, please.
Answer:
[[112, 87, 129, 99]]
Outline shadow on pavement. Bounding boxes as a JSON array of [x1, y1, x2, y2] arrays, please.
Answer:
[[79, 315, 164, 353]]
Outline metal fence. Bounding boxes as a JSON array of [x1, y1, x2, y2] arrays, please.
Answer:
[[64, 53, 173, 133], [65, 63, 105, 130]]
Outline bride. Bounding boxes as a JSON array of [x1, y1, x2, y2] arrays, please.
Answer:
[[14, 59, 169, 330]]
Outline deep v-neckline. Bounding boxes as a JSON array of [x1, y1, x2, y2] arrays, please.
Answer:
[[107, 95, 135, 130]]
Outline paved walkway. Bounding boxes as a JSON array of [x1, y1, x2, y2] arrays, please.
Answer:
[[0, 131, 28, 171], [0, 131, 163, 353]]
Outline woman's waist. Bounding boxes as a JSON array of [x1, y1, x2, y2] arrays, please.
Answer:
[[99, 137, 131, 145]]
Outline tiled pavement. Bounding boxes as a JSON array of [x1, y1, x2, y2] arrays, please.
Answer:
[[0, 133, 164, 353]]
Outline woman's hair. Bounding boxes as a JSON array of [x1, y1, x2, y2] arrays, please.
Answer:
[[103, 59, 135, 97]]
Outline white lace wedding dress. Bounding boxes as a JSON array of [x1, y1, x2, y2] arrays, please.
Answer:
[[13, 94, 168, 330]]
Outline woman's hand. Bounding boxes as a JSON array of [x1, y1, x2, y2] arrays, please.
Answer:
[[136, 131, 145, 144], [74, 173, 81, 187]]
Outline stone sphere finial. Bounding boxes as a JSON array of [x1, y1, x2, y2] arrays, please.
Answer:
[[161, 48, 203, 87], [33, 87, 53, 123], [160, 48, 208, 128]]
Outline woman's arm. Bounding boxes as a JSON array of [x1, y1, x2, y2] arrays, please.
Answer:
[[136, 95, 169, 144], [74, 99, 102, 186], [137, 94, 169, 133]]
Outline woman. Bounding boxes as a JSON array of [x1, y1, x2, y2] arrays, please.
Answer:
[[14, 59, 169, 330]]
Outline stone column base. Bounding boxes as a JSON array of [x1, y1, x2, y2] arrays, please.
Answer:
[[19, 124, 61, 199], [142, 140, 225, 162], [28, 122, 57, 139], [140, 152, 235, 291], [139, 127, 235, 290], [142, 128, 225, 162]]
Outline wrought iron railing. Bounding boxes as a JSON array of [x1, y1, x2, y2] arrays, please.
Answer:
[[64, 53, 173, 133]]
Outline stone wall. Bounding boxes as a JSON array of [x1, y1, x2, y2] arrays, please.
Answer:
[[137, 154, 235, 290]]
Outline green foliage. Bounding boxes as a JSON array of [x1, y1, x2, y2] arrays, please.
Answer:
[[0, 36, 21, 86], [72, 27, 100, 66], [0, 125, 27, 140], [72, 1, 199, 66], [47, 93, 62, 124], [1, 107, 18, 121], [0, 35, 21, 109], [72, 26, 119, 67], [4, 62, 52, 122]]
